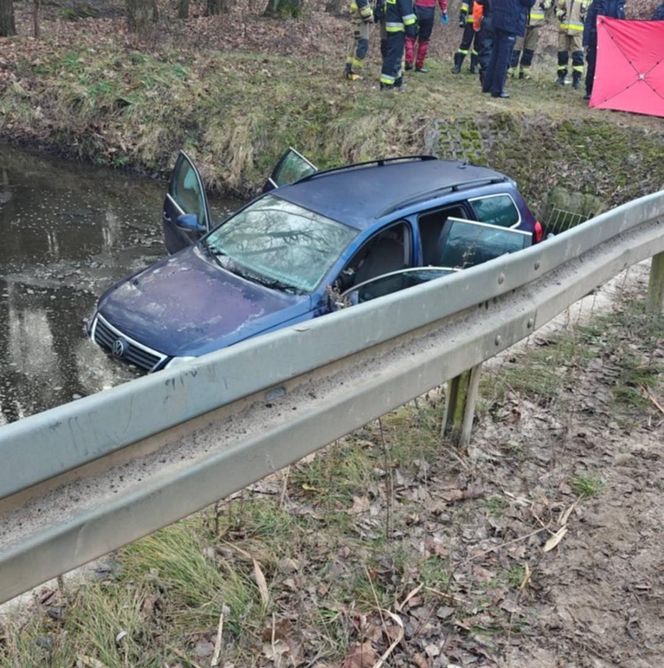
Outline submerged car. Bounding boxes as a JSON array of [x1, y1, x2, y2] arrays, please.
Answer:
[[89, 150, 543, 372]]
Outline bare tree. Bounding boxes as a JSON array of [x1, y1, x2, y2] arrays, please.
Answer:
[[177, 0, 190, 19], [33, 0, 40, 38], [0, 0, 16, 37], [263, 0, 301, 17], [207, 0, 230, 16], [126, 0, 159, 32], [325, 0, 343, 15]]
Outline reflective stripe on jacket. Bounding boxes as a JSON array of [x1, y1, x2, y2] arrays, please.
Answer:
[[385, 0, 417, 34], [556, 0, 589, 35], [350, 0, 374, 19]]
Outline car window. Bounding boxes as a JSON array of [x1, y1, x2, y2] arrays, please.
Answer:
[[341, 267, 459, 306], [170, 159, 208, 227], [417, 205, 467, 265], [339, 222, 412, 290], [437, 217, 531, 269], [204, 195, 357, 293], [469, 194, 520, 229]]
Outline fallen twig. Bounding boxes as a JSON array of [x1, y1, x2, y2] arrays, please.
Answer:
[[372, 609, 405, 668], [210, 610, 224, 667], [643, 385, 664, 416]]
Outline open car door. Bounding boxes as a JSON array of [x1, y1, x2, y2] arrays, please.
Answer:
[[436, 217, 532, 269], [263, 148, 317, 192], [163, 152, 212, 254], [339, 267, 459, 307]]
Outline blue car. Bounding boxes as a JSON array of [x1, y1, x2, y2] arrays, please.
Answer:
[[89, 150, 542, 372]]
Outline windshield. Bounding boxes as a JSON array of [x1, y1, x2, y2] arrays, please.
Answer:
[[204, 195, 358, 293]]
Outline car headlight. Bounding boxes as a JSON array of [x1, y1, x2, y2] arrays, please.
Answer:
[[164, 356, 197, 370]]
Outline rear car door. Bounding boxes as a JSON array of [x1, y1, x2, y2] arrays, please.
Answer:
[[163, 151, 212, 254], [263, 148, 317, 192], [436, 217, 532, 268]]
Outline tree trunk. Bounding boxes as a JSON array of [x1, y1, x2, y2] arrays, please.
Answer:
[[0, 0, 16, 37], [263, 0, 301, 18], [207, 0, 229, 16], [177, 0, 189, 19], [126, 0, 158, 32], [33, 0, 40, 38], [325, 0, 343, 15]]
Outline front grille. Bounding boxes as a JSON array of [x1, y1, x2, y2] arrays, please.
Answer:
[[92, 315, 167, 372]]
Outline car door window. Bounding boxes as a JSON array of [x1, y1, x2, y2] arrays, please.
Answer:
[[265, 148, 317, 191], [417, 204, 467, 265], [437, 217, 532, 269], [341, 267, 459, 305], [169, 152, 210, 230], [469, 194, 520, 229], [339, 222, 412, 290]]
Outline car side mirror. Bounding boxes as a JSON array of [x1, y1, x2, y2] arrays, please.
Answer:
[[176, 213, 206, 234]]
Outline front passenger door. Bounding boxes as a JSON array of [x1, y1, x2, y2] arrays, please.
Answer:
[[163, 151, 211, 254]]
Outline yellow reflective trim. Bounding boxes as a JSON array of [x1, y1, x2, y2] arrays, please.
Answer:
[[572, 65, 584, 72], [403, 15, 416, 24], [380, 74, 395, 84], [457, 48, 469, 54], [386, 25, 405, 31], [560, 23, 583, 31], [530, 12, 545, 19]]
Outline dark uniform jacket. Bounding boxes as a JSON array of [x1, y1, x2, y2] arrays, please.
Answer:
[[653, 3, 664, 20], [492, 0, 536, 36], [583, 0, 625, 46]]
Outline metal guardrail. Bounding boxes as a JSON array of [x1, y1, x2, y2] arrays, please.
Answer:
[[0, 192, 662, 604]]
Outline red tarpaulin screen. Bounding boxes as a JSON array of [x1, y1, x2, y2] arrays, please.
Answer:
[[590, 16, 664, 118]]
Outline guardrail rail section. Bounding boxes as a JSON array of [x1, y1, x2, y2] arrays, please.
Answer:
[[0, 192, 662, 603]]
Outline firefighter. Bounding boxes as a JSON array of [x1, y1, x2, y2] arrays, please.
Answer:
[[380, 0, 417, 89], [474, 0, 493, 89], [555, 0, 590, 89], [344, 0, 375, 81], [582, 0, 625, 100], [453, 1, 481, 74], [405, 0, 448, 73], [509, 0, 553, 79]]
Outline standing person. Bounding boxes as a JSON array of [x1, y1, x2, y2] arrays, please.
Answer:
[[653, 3, 664, 19], [482, 0, 535, 98], [475, 0, 495, 89], [405, 0, 448, 73], [509, 0, 553, 79], [344, 0, 375, 81], [380, 0, 417, 89], [582, 0, 625, 100], [453, 1, 482, 73], [555, 0, 590, 89]]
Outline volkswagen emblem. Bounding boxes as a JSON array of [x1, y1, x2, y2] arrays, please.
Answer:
[[112, 338, 129, 359]]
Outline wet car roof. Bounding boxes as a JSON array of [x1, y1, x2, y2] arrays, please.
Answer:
[[273, 159, 508, 230]]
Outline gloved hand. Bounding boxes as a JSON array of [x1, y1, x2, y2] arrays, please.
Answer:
[[361, 8, 374, 22], [441, 12, 449, 24], [556, 8, 565, 20]]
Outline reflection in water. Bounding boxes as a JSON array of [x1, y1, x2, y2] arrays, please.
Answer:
[[0, 143, 236, 423]]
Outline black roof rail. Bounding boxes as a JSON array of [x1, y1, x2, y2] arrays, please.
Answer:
[[293, 155, 438, 185], [378, 176, 509, 218]]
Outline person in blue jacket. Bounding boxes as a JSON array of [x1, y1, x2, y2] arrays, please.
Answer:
[[482, 0, 535, 98], [582, 0, 626, 100], [652, 2, 664, 19]]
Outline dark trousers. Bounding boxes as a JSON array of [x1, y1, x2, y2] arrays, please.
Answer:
[[585, 43, 596, 96], [477, 15, 494, 83], [381, 31, 406, 86], [483, 27, 516, 95]]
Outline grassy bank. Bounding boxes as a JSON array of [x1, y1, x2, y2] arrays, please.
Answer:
[[1, 9, 663, 214], [1, 274, 662, 666]]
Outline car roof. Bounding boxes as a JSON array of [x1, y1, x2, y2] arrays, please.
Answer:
[[273, 158, 510, 230]]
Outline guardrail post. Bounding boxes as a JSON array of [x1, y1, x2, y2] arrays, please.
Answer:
[[647, 252, 664, 314], [441, 364, 482, 447]]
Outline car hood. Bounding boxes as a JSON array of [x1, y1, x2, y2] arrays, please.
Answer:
[[97, 245, 313, 357]]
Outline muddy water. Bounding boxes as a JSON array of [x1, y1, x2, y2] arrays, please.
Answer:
[[0, 144, 235, 424]]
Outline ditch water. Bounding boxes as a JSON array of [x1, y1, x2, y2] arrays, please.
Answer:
[[0, 143, 235, 424]]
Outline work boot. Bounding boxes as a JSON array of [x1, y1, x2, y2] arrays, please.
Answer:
[[572, 72, 581, 89], [556, 71, 566, 86], [519, 67, 532, 80], [345, 71, 362, 81], [452, 52, 463, 74], [415, 65, 429, 73], [404, 62, 413, 71], [507, 67, 516, 79], [469, 54, 479, 74]]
